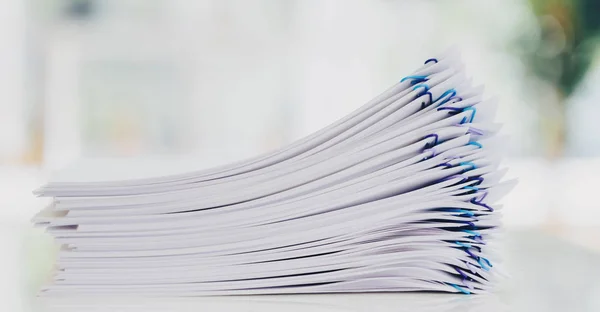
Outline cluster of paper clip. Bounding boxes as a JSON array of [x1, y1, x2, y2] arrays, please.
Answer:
[[400, 55, 513, 294]]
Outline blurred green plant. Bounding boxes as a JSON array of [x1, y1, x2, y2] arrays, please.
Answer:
[[519, 0, 600, 157]]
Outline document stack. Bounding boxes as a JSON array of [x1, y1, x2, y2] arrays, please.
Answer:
[[33, 50, 515, 295]]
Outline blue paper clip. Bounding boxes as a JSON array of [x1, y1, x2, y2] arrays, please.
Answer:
[[400, 75, 428, 84], [463, 107, 476, 123], [470, 199, 494, 212], [435, 89, 457, 106], [457, 209, 475, 217], [449, 283, 471, 295], [459, 161, 477, 171], [450, 96, 463, 103], [464, 248, 479, 260], [478, 257, 491, 271], [468, 176, 484, 185], [463, 186, 479, 191], [463, 229, 481, 237], [466, 127, 485, 136], [454, 267, 469, 279], [474, 189, 489, 202], [412, 83, 429, 94], [455, 241, 472, 248], [447, 208, 474, 217], [423, 133, 439, 149], [419, 91, 434, 108], [468, 141, 482, 148], [424, 58, 438, 64]]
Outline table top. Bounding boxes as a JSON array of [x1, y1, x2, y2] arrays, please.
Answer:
[[1, 226, 595, 312]]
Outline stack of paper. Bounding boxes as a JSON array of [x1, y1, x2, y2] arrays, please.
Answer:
[[33, 50, 515, 295]]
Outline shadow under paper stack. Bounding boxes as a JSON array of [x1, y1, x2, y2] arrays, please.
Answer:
[[32, 49, 515, 295]]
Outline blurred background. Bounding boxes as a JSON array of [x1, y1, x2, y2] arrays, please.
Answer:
[[2, 0, 600, 310]]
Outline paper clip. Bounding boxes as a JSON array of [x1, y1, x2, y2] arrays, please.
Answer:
[[464, 248, 479, 260], [456, 209, 475, 217], [400, 75, 428, 84], [456, 269, 475, 290], [423, 134, 439, 149], [424, 58, 438, 64], [467, 176, 484, 185], [459, 161, 477, 171], [449, 283, 471, 295], [455, 241, 472, 248], [435, 89, 457, 106], [463, 106, 476, 123], [475, 189, 488, 202], [412, 83, 429, 95], [457, 243, 482, 258], [454, 268, 473, 290], [470, 244, 483, 253], [463, 229, 481, 238], [420, 91, 434, 108], [447, 208, 474, 217], [470, 198, 494, 212], [421, 89, 456, 108], [466, 127, 485, 135], [467, 141, 482, 148], [454, 267, 469, 280], [462, 221, 476, 228], [450, 96, 463, 103], [478, 257, 491, 271]]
